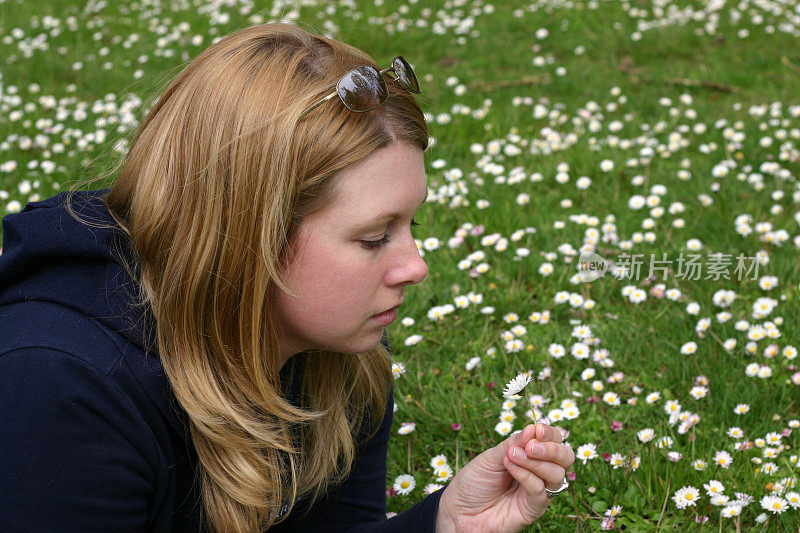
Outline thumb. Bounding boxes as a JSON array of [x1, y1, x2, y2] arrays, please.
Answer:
[[487, 423, 539, 465]]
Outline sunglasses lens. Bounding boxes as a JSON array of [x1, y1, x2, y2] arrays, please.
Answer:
[[393, 56, 420, 93], [337, 66, 388, 112]]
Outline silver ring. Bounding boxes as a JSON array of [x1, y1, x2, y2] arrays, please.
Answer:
[[544, 478, 569, 497]]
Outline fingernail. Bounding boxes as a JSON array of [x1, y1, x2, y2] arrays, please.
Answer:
[[531, 443, 545, 457], [542, 425, 550, 439], [511, 446, 519, 459]]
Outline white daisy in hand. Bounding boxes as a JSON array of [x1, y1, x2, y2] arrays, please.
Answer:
[[502, 372, 532, 398], [393, 474, 416, 495]]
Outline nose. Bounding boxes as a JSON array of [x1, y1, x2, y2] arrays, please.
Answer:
[[386, 233, 428, 287]]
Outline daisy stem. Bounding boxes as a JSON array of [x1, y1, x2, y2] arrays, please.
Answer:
[[571, 485, 581, 531], [407, 438, 411, 474], [646, 445, 653, 497], [655, 479, 670, 531], [455, 432, 460, 471], [605, 461, 616, 506]]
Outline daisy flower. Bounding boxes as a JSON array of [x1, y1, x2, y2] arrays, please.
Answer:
[[397, 422, 416, 435], [430, 455, 448, 469], [645, 391, 661, 404], [713, 451, 733, 468], [680, 342, 697, 355], [434, 464, 453, 482], [689, 386, 708, 399], [465, 356, 481, 371], [710, 494, 730, 506], [404, 334, 423, 346], [637, 428, 655, 443], [727, 426, 744, 439], [655, 436, 674, 449], [391, 362, 406, 379], [703, 480, 725, 496], [502, 372, 532, 398], [562, 405, 580, 419], [499, 410, 516, 423], [602, 392, 621, 406], [609, 453, 626, 469], [548, 343, 566, 358], [494, 421, 513, 436], [502, 399, 518, 410], [765, 431, 782, 445], [784, 492, 800, 509], [423, 483, 444, 495], [760, 495, 788, 514], [720, 505, 741, 518], [505, 339, 524, 354], [576, 443, 598, 464], [672, 486, 701, 509], [393, 474, 416, 495]]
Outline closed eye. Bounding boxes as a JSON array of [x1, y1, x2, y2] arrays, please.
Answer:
[[360, 234, 390, 250], [360, 218, 419, 251]]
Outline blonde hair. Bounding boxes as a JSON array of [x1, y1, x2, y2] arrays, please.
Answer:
[[65, 23, 428, 531]]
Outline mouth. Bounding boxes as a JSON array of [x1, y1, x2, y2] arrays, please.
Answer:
[[370, 300, 403, 325], [372, 304, 401, 318]]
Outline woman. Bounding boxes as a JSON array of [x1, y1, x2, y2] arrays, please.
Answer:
[[0, 23, 574, 532]]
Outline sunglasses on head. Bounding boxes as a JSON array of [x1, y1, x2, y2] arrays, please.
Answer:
[[299, 56, 421, 119]]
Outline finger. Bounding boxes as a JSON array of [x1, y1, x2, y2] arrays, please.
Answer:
[[507, 446, 567, 490], [502, 455, 549, 512], [525, 440, 576, 471], [535, 423, 562, 444], [495, 424, 537, 459], [482, 424, 538, 471], [514, 423, 538, 446]]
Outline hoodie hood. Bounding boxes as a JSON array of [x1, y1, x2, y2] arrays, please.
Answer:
[[0, 189, 157, 353], [0, 189, 306, 440], [0, 189, 191, 443]]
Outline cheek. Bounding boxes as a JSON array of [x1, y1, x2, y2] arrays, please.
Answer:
[[283, 244, 378, 322]]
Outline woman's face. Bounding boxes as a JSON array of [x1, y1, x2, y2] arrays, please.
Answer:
[[275, 142, 429, 366]]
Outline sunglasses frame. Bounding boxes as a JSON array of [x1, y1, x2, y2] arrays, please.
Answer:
[[298, 56, 421, 119]]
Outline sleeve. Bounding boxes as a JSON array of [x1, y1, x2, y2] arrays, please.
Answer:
[[0, 347, 161, 532], [270, 384, 447, 533]]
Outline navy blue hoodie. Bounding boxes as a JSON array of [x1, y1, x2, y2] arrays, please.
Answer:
[[0, 189, 444, 532]]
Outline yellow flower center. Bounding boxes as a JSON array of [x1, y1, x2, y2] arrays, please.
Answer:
[[401, 481, 409, 489]]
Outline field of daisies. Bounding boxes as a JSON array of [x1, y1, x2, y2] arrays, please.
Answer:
[[2, 0, 800, 530]]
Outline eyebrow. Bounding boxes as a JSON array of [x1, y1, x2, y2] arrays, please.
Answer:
[[358, 193, 428, 227]]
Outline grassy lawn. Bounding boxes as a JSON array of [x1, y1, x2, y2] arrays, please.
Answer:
[[2, 0, 799, 529]]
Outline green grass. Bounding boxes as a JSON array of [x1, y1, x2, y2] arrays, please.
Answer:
[[2, 0, 800, 529]]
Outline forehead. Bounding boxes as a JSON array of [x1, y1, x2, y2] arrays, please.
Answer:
[[323, 143, 427, 215]]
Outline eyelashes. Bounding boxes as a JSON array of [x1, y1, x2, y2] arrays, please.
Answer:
[[360, 218, 419, 251], [360, 235, 390, 250]]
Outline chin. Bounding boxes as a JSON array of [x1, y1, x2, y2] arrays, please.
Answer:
[[340, 330, 385, 354]]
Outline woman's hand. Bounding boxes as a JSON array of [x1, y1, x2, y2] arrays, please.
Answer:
[[434, 423, 574, 532]]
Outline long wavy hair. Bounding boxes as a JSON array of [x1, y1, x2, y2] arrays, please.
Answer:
[[64, 23, 428, 532]]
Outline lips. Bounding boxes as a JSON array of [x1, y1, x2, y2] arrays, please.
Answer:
[[373, 304, 401, 317], [373, 299, 403, 317]]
